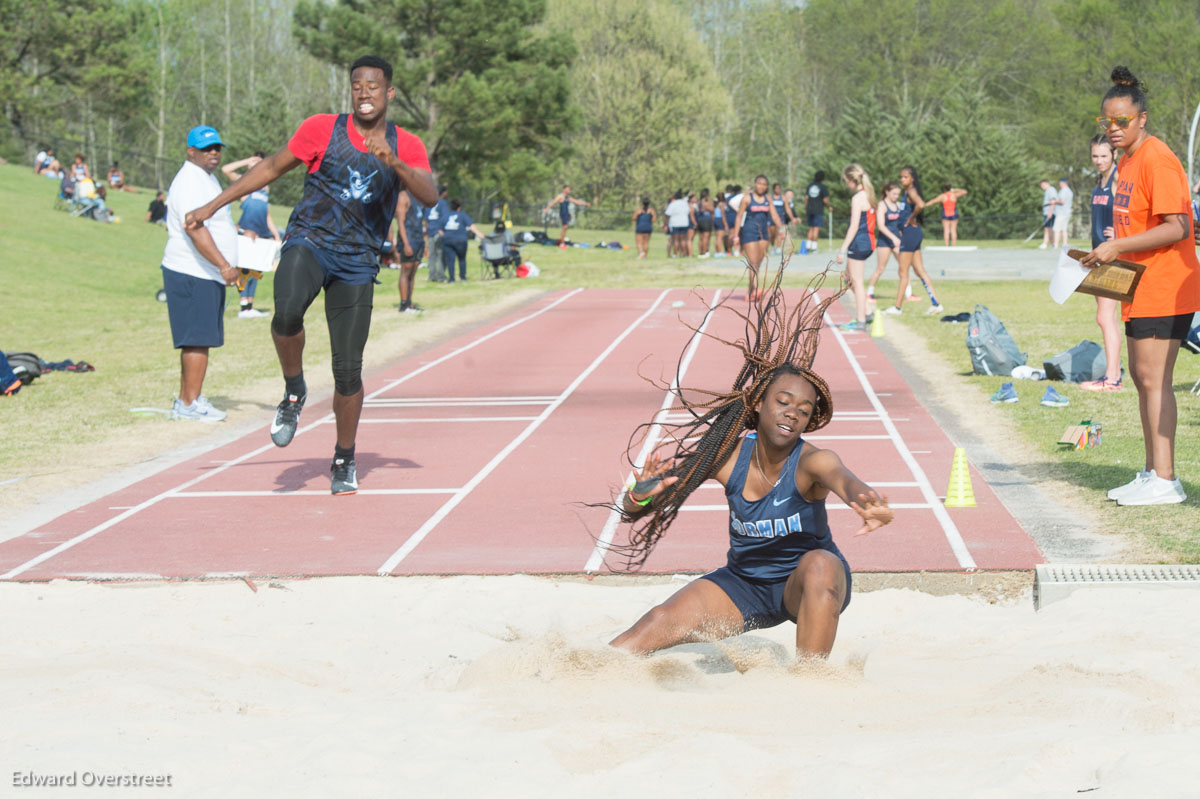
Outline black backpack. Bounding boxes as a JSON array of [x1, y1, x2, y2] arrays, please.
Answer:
[[4, 352, 44, 386]]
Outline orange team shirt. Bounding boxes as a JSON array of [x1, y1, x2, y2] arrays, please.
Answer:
[[940, 192, 956, 217], [1112, 136, 1200, 320]]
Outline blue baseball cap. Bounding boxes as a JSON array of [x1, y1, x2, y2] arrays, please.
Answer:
[[186, 125, 225, 149]]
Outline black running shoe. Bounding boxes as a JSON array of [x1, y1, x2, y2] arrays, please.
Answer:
[[330, 457, 358, 495], [270, 393, 305, 447]]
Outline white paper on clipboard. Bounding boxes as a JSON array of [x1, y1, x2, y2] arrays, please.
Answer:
[[1048, 247, 1088, 305], [236, 236, 281, 272]]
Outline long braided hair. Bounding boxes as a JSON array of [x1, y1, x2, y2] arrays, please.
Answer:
[[605, 255, 847, 571]]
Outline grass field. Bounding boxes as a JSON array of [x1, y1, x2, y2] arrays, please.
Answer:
[[2, 162, 1197, 560]]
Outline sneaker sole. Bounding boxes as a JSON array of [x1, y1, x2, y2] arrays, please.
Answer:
[[991, 398, 1019, 404], [332, 487, 358, 496], [1117, 494, 1186, 506], [1040, 401, 1069, 407]]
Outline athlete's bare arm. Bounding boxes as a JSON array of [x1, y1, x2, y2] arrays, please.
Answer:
[[186, 146, 301, 229], [364, 134, 436, 207], [800, 447, 891, 536]]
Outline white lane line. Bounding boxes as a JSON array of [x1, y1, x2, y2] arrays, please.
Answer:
[[366, 395, 557, 403], [366, 290, 583, 401], [172, 489, 460, 497], [1, 290, 588, 582], [822, 300, 977, 569], [348, 417, 541, 424], [379, 290, 674, 574], [584, 289, 723, 573], [365, 399, 554, 407]]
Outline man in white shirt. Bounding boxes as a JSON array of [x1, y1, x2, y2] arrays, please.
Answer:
[[1053, 177, 1074, 248], [161, 125, 241, 422]]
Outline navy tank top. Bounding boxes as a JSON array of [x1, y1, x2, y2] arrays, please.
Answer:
[[740, 194, 772, 239], [635, 211, 653, 233], [882, 201, 903, 238], [850, 205, 876, 253], [285, 114, 402, 270], [1091, 170, 1116, 249], [723, 434, 843, 581]]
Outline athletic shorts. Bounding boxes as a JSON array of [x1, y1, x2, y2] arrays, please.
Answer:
[[899, 225, 924, 253], [1126, 313, 1193, 341], [635, 223, 653, 235], [560, 211, 571, 226], [942, 213, 958, 221], [878, 230, 901, 250], [701, 557, 852, 632], [807, 213, 824, 228], [400, 240, 425, 263], [1043, 215, 1054, 229], [697, 214, 713, 233], [847, 246, 874, 261], [162, 266, 226, 349], [281, 237, 379, 286], [1053, 214, 1071, 232], [740, 219, 770, 244], [669, 225, 688, 236]]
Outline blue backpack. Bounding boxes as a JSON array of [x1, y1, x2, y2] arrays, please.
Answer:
[[1, 351, 20, 395]]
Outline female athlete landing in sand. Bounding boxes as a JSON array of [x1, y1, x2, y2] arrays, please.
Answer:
[[604, 264, 893, 659]]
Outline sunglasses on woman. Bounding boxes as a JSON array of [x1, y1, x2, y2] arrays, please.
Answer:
[[1096, 115, 1139, 130]]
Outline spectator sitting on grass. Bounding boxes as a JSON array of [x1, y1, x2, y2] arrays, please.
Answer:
[[37, 147, 63, 178], [147, 191, 167, 225], [75, 177, 110, 221], [107, 161, 137, 193]]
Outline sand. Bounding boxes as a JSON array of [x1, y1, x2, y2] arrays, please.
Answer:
[[3, 575, 1197, 797]]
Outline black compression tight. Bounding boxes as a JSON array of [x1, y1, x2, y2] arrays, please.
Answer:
[[272, 245, 374, 396]]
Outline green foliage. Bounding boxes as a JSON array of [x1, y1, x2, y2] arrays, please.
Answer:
[[292, 0, 578, 203], [547, 0, 722, 206], [823, 90, 1042, 238]]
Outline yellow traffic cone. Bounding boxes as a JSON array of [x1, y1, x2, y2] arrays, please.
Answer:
[[870, 310, 885, 338], [944, 447, 976, 507]]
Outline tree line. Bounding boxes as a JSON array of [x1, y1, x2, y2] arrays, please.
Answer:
[[4, 0, 1198, 229]]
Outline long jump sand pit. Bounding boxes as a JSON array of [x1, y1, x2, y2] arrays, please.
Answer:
[[3, 575, 1196, 796]]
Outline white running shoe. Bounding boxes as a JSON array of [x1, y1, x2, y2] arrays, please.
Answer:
[[172, 396, 226, 423], [1107, 470, 1155, 501], [924, 304, 945, 315], [882, 306, 902, 316], [238, 308, 269, 319], [1117, 474, 1186, 506]]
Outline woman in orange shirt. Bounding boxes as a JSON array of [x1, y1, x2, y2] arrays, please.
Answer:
[[1080, 66, 1200, 506], [931, 184, 967, 246]]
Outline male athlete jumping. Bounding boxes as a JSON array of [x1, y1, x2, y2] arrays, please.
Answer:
[[186, 55, 437, 494]]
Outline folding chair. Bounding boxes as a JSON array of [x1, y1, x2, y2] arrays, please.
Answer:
[[480, 233, 520, 280]]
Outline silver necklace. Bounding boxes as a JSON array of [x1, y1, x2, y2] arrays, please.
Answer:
[[754, 439, 782, 489]]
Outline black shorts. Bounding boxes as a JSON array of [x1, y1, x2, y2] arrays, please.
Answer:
[[701, 556, 852, 632], [162, 266, 226, 348], [1125, 313, 1193, 340], [400, 240, 425, 264], [807, 212, 824, 228]]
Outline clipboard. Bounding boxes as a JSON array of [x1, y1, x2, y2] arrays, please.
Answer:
[[1066, 249, 1146, 302]]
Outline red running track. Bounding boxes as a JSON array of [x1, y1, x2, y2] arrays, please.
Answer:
[[0, 288, 1041, 581]]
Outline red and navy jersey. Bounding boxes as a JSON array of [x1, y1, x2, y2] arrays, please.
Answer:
[[285, 114, 430, 270], [740, 194, 772, 239], [1090, 169, 1116, 250]]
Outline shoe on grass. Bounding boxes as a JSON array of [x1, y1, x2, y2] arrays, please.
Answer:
[[238, 308, 269, 319], [989, 382, 1018, 404], [1107, 470, 1155, 501], [1040, 386, 1069, 407], [172, 395, 226, 423], [1117, 474, 1186, 506], [882, 305, 902, 316], [924, 304, 945, 315], [838, 320, 865, 332]]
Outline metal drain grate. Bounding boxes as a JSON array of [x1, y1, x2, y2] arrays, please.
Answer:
[[1034, 564, 1200, 609]]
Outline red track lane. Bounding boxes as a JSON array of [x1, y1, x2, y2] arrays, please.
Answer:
[[0, 288, 1041, 581]]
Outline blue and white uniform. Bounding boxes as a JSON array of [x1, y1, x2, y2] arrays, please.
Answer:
[[880, 200, 903, 249], [559, 198, 572, 225], [402, 193, 425, 261], [701, 433, 851, 630], [238, 187, 272, 238]]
